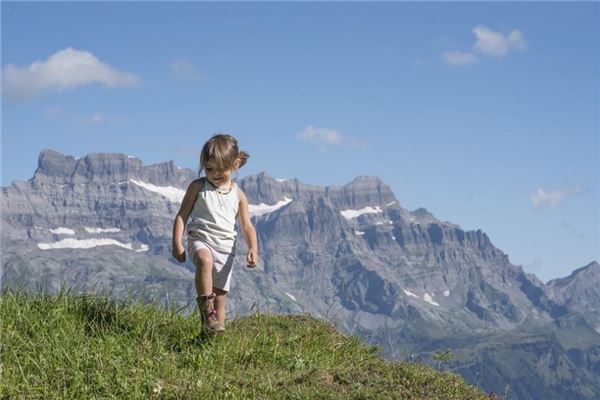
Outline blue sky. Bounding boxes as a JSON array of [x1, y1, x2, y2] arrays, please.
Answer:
[[2, 2, 598, 282]]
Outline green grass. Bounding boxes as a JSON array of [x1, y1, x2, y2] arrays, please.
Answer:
[[1, 287, 497, 399]]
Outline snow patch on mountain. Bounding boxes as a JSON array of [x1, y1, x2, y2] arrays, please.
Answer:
[[340, 206, 382, 220], [423, 293, 440, 307], [84, 227, 121, 234], [249, 197, 292, 217], [129, 179, 185, 203], [38, 238, 149, 252], [49, 227, 75, 235], [404, 289, 440, 306], [284, 292, 297, 302]]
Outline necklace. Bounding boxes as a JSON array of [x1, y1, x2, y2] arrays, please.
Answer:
[[215, 183, 232, 195], [214, 181, 233, 208]]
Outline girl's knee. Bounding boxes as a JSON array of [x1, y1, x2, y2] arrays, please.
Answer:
[[194, 249, 213, 268]]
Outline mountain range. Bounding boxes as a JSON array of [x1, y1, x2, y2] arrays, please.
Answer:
[[1, 149, 599, 399]]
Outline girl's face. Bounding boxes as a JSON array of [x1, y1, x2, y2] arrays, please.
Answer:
[[203, 160, 236, 187]]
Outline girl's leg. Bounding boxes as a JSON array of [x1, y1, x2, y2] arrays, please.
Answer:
[[213, 287, 227, 326], [194, 249, 214, 297], [194, 249, 224, 331]]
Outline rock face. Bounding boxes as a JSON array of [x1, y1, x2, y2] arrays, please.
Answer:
[[1, 149, 599, 400], [33, 149, 191, 185], [547, 262, 600, 316], [547, 261, 600, 340]]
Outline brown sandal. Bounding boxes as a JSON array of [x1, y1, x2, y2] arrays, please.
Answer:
[[196, 293, 225, 332]]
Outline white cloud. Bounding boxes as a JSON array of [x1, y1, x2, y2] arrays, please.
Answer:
[[76, 112, 122, 126], [297, 126, 366, 150], [297, 126, 343, 145], [529, 186, 585, 208], [530, 188, 566, 208], [472, 26, 527, 57], [508, 30, 527, 51], [169, 59, 203, 81], [82, 113, 107, 125], [442, 51, 478, 66], [443, 26, 526, 66], [2, 47, 140, 103]]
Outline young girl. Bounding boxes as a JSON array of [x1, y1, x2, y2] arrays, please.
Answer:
[[171, 133, 258, 333]]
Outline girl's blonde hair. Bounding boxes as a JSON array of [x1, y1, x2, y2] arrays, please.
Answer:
[[199, 133, 249, 175]]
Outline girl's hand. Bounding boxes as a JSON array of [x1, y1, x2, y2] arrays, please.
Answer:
[[246, 248, 258, 268], [172, 245, 186, 263]]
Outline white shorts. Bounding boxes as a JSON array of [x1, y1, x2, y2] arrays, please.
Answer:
[[187, 239, 235, 292]]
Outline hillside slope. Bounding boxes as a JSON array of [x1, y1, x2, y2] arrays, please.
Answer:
[[0, 288, 495, 399]]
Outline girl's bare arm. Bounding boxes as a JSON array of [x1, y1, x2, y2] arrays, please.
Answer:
[[237, 189, 258, 267], [172, 179, 202, 261]]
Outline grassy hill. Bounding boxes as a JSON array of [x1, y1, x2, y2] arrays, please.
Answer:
[[1, 288, 497, 399]]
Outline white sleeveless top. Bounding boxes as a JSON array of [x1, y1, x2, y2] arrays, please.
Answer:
[[187, 178, 240, 253]]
